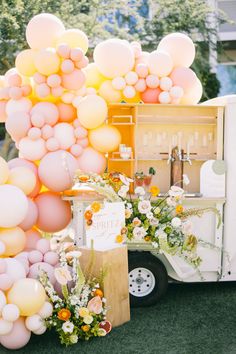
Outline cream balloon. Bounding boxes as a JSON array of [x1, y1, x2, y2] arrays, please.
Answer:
[[94, 39, 135, 78], [18, 137, 47, 161], [15, 49, 37, 77], [34, 48, 60, 76], [180, 78, 203, 104], [0, 157, 9, 185], [56, 29, 89, 53], [7, 166, 36, 195], [0, 290, 7, 313], [89, 125, 121, 153], [98, 80, 122, 103], [77, 95, 107, 129], [4, 258, 26, 283], [25, 314, 43, 332], [53, 123, 76, 150], [148, 50, 173, 77], [37, 301, 53, 319], [6, 98, 32, 115], [84, 63, 106, 89], [7, 279, 46, 317], [0, 319, 13, 335], [2, 304, 20, 322], [0, 227, 26, 257]]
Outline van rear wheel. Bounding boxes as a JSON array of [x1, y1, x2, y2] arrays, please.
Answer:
[[128, 252, 168, 307]]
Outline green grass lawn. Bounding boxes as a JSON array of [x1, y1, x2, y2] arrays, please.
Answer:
[[2, 282, 236, 354]]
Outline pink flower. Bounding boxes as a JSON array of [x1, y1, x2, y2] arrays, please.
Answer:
[[87, 296, 103, 315]]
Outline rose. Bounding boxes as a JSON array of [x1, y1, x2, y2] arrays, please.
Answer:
[[133, 226, 147, 240], [135, 186, 145, 196], [62, 321, 74, 334], [166, 197, 177, 207], [125, 209, 132, 218], [84, 315, 94, 325], [132, 217, 141, 227], [87, 296, 103, 314], [171, 217, 182, 228], [79, 307, 89, 317], [150, 218, 159, 226], [70, 334, 78, 344], [138, 200, 151, 214], [146, 212, 153, 219], [168, 186, 184, 198]]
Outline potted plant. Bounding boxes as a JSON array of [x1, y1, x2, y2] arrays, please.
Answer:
[[134, 171, 145, 186], [144, 167, 156, 187]]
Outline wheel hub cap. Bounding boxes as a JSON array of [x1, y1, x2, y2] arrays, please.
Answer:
[[129, 267, 156, 297]]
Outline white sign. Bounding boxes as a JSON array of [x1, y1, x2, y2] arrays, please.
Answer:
[[85, 202, 125, 250]]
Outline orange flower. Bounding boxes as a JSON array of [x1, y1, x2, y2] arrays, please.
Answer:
[[149, 186, 160, 197], [91, 201, 101, 213], [57, 309, 71, 321], [176, 205, 184, 214], [121, 227, 128, 235], [116, 234, 124, 243], [81, 325, 90, 332], [144, 235, 151, 242], [79, 175, 89, 182], [94, 288, 104, 298], [84, 210, 93, 220], [87, 219, 93, 226]]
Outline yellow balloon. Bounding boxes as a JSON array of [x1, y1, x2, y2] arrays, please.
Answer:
[[122, 91, 141, 103], [77, 95, 107, 129], [56, 29, 89, 53], [0, 157, 9, 185], [84, 63, 106, 89], [89, 124, 121, 153], [34, 48, 60, 76], [99, 80, 122, 103], [7, 167, 36, 195], [0, 227, 26, 256], [7, 279, 46, 316], [15, 49, 37, 77]]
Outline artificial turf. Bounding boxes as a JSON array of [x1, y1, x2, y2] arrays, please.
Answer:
[[2, 282, 236, 354]]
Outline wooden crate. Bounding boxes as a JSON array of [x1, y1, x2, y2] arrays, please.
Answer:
[[78, 245, 130, 327]]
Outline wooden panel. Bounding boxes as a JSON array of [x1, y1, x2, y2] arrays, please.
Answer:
[[78, 246, 130, 327]]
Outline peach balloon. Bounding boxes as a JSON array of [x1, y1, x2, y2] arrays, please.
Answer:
[[6, 111, 31, 141], [35, 83, 50, 98], [47, 74, 61, 88], [170, 67, 197, 91], [135, 63, 149, 78], [125, 71, 138, 85], [180, 78, 203, 104], [57, 102, 77, 123], [123, 85, 135, 99], [135, 78, 147, 92], [22, 85, 32, 97], [18, 137, 47, 161], [84, 63, 106, 89], [61, 92, 74, 104], [9, 87, 23, 100], [7, 73, 22, 87], [141, 87, 161, 103], [160, 77, 173, 91], [15, 49, 37, 76], [31, 113, 45, 128], [157, 33, 195, 68], [33, 72, 46, 84], [53, 123, 76, 150], [0, 100, 7, 123], [89, 125, 121, 153], [7, 279, 46, 316], [7, 166, 36, 195], [28, 127, 41, 140], [146, 75, 159, 89], [56, 29, 89, 53], [6, 97, 32, 115], [38, 150, 78, 192], [25, 228, 42, 250], [0, 156, 9, 185], [74, 126, 87, 139], [99, 80, 122, 103], [61, 59, 75, 74], [26, 13, 65, 50], [77, 95, 107, 129], [28, 250, 43, 264], [112, 77, 126, 90], [34, 48, 60, 76], [94, 39, 135, 78], [46, 137, 60, 151], [0, 274, 13, 291], [70, 144, 83, 157], [0, 317, 31, 350], [4, 258, 26, 282], [36, 239, 50, 254], [35, 192, 72, 232], [148, 50, 173, 77], [19, 198, 38, 231], [159, 91, 171, 104], [31, 102, 59, 126], [70, 47, 83, 61], [41, 124, 54, 139], [57, 43, 71, 59], [0, 227, 26, 256], [61, 68, 85, 91], [77, 138, 89, 148], [77, 147, 106, 174], [0, 185, 28, 228]]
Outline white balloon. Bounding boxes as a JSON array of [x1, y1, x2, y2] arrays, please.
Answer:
[[148, 50, 173, 77], [33, 324, 47, 335], [170, 86, 184, 99], [123, 85, 135, 99], [6, 98, 32, 115], [0, 319, 13, 335], [112, 77, 126, 90], [5, 258, 26, 283], [159, 91, 171, 104], [2, 304, 20, 322], [25, 314, 43, 332], [53, 123, 76, 150], [160, 77, 173, 91], [0, 290, 7, 313], [0, 241, 6, 256], [37, 302, 53, 319]]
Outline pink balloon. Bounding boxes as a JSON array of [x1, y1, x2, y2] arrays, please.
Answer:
[[0, 88, 10, 100], [61, 68, 85, 90], [77, 138, 89, 148], [57, 44, 71, 59], [77, 147, 106, 174], [31, 102, 59, 126], [70, 48, 83, 62], [14, 257, 30, 275], [61, 59, 75, 74], [28, 262, 56, 284], [47, 74, 61, 88], [28, 250, 43, 264], [18, 137, 47, 161], [57, 102, 77, 123], [35, 83, 50, 98], [0, 317, 31, 350], [33, 72, 46, 84], [51, 86, 64, 97], [41, 124, 54, 139], [6, 112, 31, 141], [53, 122, 76, 150], [170, 67, 197, 91], [36, 239, 50, 254], [19, 198, 38, 231], [43, 251, 59, 266], [46, 137, 60, 151], [0, 259, 6, 274], [75, 56, 89, 69], [28, 127, 41, 140], [35, 192, 72, 232], [31, 113, 45, 128], [135, 63, 149, 78], [0, 274, 13, 291], [74, 126, 88, 139], [134, 78, 147, 92], [9, 87, 23, 100], [38, 150, 78, 192], [146, 74, 159, 89], [7, 73, 22, 87], [25, 228, 42, 250], [70, 144, 83, 157], [141, 87, 161, 103], [22, 85, 32, 97], [0, 101, 7, 123]]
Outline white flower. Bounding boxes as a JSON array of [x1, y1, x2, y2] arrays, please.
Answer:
[[183, 174, 190, 186], [83, 315, 93, 324], [126, 203, 132, 209], [54, 267, 72, 285], [155, 229, 167, 238], [132, 217, 141, 227], [152, 241, 159, 248], [133, 226, 147, 240], [138, 200, 151, 214], [182, 221, 193, 235], [171, 217, 182, 228], [168, 186, 184, 198], [66, 251, 82, 259], [119, 174, 133, 186], [147, 212, 153, 219], [166, 197, 177, 207], [135, 186, 145, 196], [62, 321, 74, 334], [70, 334, 78, 344], [118, 185, 129, 198], [150, 218, 159, 226]]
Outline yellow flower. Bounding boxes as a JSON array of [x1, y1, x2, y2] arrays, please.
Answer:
[[176, 205, 184, 214], [116, 235, 124, 243], [57, 309, 71, 321], [149, 186, 160, 197], [79, 307, 90, 318], [81, 325, 90, 332], [84, 210, 93, 220], [91, 201, 101, 213]]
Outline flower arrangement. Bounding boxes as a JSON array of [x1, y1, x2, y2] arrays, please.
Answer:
[[39, 249, 111, 346]]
